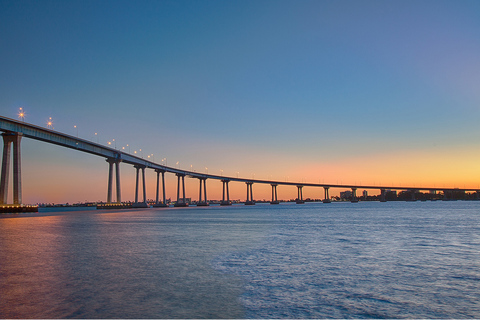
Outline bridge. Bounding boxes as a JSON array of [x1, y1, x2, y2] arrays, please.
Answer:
[[1, 115, 478, 210]]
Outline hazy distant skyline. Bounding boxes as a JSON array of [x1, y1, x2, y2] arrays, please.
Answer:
[[1, 0, 480, 203]]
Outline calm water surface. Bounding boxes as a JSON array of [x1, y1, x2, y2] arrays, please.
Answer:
[[1, 201, 479, 318]]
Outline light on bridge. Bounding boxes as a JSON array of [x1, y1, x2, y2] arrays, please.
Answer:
[[18, 107, 25, 122]]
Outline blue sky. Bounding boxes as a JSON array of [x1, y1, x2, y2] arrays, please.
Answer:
[[1, 0, 480, 203]]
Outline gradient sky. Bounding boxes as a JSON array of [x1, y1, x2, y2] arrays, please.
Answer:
[[1, 0, 480, 204]]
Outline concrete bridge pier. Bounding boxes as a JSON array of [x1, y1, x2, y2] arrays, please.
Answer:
[[351, 188, 358, 203], [175, 173, 188, 207], [106, 158, 121, 204], [133, 165, 148, 208], [323, 187, 331, 203], [245, 182, 254, 205], [221, 179, 231, 205], [153, 169, 168, 207], [0, 133, 22, 205], [296, 185, 305, 204], [197, 178, 209, 206], [270, 184, 279, 204]]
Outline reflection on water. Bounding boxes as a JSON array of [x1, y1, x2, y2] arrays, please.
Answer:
[[0, 208, 255, 318], [1, 202, 480, 318]]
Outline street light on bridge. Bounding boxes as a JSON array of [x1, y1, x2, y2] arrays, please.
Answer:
[[47, 117, 53, 129], [18, 107, 25, 122]]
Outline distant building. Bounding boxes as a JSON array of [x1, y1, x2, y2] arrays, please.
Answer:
[[385, 190, 397, 200], [340, 190, 352, 200], [362, 190, 368, 199]]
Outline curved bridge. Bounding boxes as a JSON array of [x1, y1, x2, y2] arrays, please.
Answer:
[[0, 115, 478, 207]]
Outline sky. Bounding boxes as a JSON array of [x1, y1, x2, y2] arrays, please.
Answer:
[[1, 0, 480, 204]]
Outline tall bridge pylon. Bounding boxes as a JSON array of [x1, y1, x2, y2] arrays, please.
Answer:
[[0, 133, 22, 205]]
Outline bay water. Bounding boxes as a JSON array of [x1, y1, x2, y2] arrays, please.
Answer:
[[1, 201, 479, 318]]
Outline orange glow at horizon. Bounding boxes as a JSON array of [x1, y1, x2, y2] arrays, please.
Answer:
[[290, 146, 480, 192], [18, 143, 480, 205]]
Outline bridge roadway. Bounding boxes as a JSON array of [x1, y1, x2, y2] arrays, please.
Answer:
[[1, 115, 478, 206]]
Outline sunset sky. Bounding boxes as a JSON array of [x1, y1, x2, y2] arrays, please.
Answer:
[[1, 0, 480, 204]]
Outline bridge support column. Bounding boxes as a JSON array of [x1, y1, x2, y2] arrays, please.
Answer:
[[221, 180, 231, 205], [106, 158, 121, 204], [142, 168, 146, 203], [133, 165, 148, 208], [323, 187, 331, 203], [162, 171, 166, 205], [174, 173, 188, 207], [154, 169, 167, 207], [351, 188, 358, 203], [0, 133, 22, 205], [203, 179, 207, 205], [296, 185, 305, 204], [270, 184, 279, 204], [245, 182, 254, 205], [197, 178, 209, 206], [116, 161, 121, 203]]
